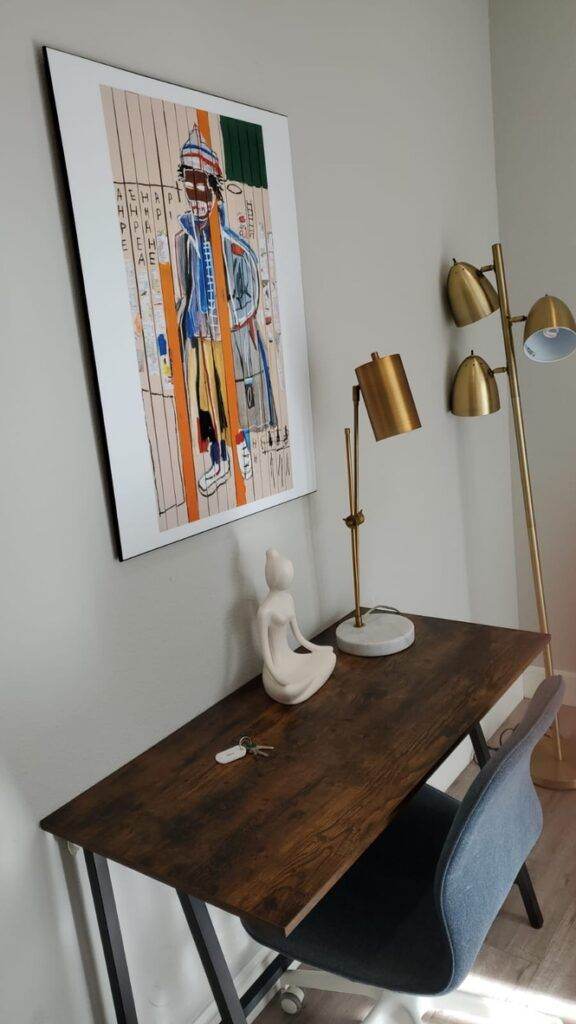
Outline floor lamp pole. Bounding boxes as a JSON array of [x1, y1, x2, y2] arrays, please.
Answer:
[[492, 243, 567, 778]]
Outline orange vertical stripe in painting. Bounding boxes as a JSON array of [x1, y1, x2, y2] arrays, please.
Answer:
[[159, 260, 200, 522], [198, 109, 247, 507]]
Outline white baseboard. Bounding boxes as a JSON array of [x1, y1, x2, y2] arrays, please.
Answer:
[[524, 665, 576, 705]]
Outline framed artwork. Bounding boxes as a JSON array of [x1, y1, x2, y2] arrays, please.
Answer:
[[45, 48, 315, 559]]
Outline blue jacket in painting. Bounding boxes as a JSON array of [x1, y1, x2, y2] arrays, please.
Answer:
[[176, 207, 259, 340]]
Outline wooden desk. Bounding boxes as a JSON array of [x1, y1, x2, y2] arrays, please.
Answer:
[[40, 613, 548, 1024]]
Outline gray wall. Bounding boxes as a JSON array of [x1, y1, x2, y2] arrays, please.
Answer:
[[491, 0, 576, 674], [0, 2, 518, 1022]]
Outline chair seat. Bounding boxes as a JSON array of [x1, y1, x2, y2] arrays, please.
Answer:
[[244, 785, 459, 995]]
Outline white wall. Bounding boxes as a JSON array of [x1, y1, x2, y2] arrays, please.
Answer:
[[490, 0, 576, 680], [0, 2, 519, 1023]]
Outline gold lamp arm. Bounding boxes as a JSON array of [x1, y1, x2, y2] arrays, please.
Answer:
[[344, 385, 365, 629], [491, 243, 562, 762]]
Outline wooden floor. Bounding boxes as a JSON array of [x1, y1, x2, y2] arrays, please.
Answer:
[[257, 702, 576, 1024]]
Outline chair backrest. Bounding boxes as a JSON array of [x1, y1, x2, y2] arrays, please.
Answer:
[[435, 675, 564, 992]]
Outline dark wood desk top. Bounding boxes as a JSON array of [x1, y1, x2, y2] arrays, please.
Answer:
[[41, 613, 548, 936]]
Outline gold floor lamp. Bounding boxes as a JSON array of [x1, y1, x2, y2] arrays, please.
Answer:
[[447, 241, 576, 790]]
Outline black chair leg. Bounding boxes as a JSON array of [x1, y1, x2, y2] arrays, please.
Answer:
[[515, 864, 543, 929], [469, 722, 544, 930]]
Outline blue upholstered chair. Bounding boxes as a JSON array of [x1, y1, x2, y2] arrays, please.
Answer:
[[244, 677, 564, 1024]]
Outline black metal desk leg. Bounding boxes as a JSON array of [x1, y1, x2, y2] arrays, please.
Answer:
[[84, 851, 139, 1024], [469, 723, 544, 929], [469, 722, 491, 767], [178, 893, 247, 1024]]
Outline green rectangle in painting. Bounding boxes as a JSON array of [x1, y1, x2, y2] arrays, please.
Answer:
[[220, 116, 268, 189]]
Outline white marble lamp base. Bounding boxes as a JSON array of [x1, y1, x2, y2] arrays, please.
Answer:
[[336, 610, 415, 657]]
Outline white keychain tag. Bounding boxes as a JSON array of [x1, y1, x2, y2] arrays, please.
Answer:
[[215, 744, 247, 765]]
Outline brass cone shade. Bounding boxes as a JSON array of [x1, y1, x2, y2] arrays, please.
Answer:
[[523, 294, 576, 362], [355, 352, 421, 441], [451, 352, 500, 417], [447, 261, 500, 327]]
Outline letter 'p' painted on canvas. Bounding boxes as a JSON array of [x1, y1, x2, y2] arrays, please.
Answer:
[[45, 49, 315, 558]]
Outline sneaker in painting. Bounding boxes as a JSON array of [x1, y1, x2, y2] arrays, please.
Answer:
[[198, 456, 231, 497]]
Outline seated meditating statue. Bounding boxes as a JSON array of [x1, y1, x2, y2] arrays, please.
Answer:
[[257, 549, 336, 705]]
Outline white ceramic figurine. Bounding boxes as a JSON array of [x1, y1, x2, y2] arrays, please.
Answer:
[[257, 549, 336, 705]]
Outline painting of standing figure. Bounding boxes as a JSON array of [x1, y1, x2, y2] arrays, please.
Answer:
[[101, 90, 291, 528], [45, 50, 314, 558]]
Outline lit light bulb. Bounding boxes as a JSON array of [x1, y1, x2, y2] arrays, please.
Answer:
[[543, 327, 559, 339]]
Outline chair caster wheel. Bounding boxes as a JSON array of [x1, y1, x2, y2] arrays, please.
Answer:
[[280, 986, 305, 1014]]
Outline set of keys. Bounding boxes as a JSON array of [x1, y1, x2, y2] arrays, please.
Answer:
[[215, 735, 274, 764]]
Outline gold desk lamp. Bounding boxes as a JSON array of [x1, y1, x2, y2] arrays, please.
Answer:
[[447, 242, 576, 789], [336, 352, 421, 657]]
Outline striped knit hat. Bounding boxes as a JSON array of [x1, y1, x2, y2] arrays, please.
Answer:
[[180, 125, 222, 177]]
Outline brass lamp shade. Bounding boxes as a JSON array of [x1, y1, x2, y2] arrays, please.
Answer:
[[523, 295, 576, 363], [447, 261, 500, 327], [355, 352, 421, 441], [451, 352, 500, 417]]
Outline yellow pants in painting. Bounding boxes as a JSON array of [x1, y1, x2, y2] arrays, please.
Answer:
[[186, 338, 230, 455]]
